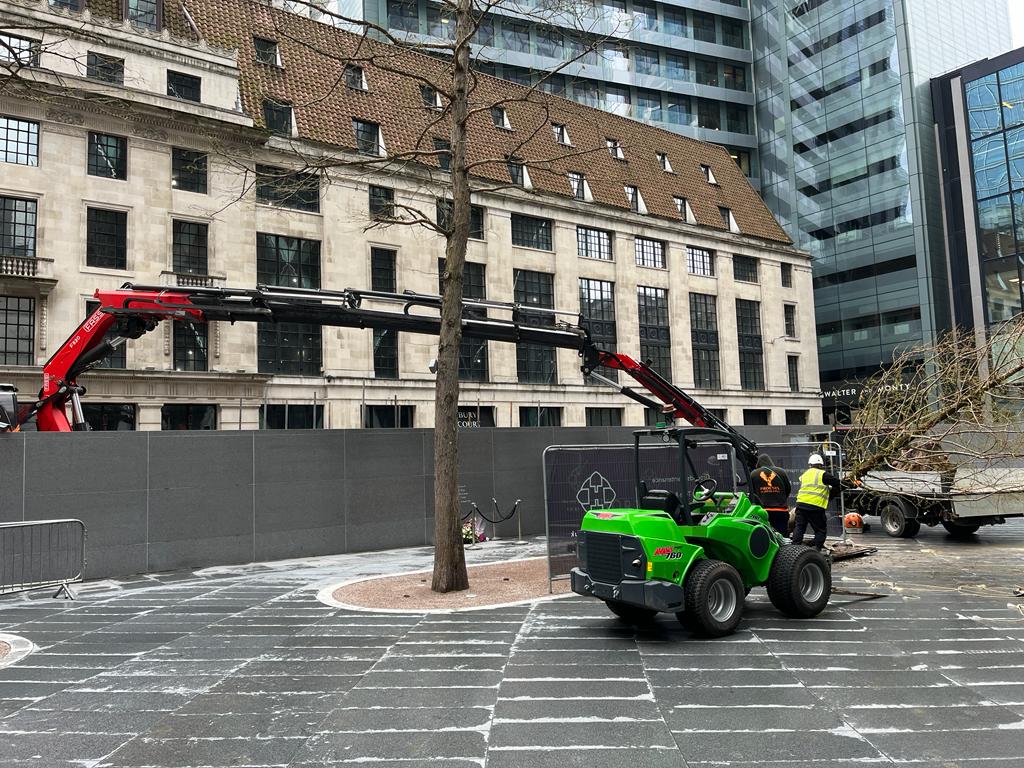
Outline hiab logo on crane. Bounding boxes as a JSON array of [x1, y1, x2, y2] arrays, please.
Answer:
[[576, 471, 616, 512]]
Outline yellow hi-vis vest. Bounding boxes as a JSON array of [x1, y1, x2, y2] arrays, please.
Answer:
[[796, 468, 830, 509]]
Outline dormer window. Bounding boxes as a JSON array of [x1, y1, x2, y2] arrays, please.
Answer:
[[344, 65, 367, 91], [491, 106, 511, 129], [657, 152, 673, 172], [625, 185, 646, 213], [568, 171, 591, 202], [254, 37, 280, 66], [552, 123, 571, 145], [674, 195, 697, 224], [353, 119, 385, 156], [507, 156, 531, 188], [421, 85, 442, 109], [701, 164, 718, 184], [263, 99, 293, 137], [125, 0, 160, 32], [720, 206, 740, 233], [606, 138, 624, 160]]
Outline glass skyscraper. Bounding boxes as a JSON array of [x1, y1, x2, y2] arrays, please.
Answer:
[[752, 0, 1011, 420]]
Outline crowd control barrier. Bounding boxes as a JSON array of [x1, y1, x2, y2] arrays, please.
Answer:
[[0, 520, 86, 599]]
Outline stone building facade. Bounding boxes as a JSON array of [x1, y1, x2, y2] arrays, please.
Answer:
[[0, 0, 821, 430]]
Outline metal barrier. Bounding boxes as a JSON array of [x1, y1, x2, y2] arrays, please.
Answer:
[[0, 520, 86, 599]]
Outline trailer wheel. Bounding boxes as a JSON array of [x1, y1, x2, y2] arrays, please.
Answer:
[[604, 600, 657, 624], [767, 545, 831, 618], [677, 559, 744, 638], [880, 499, 919, 538], [941, 520, 980, 539]]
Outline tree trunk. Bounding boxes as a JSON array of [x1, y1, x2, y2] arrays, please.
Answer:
[[431, 0, 474, 593]]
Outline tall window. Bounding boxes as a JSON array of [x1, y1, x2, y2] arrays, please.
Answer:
[[438, 259, 488, 381], [263, 100, 292, 136], [257, 233, 321, 376], [784, 304, 797, 337], [511, 214, 552, 250], [371, 246, 396, 292], [435, 199, 485, 239], [167, 71, 201, 102], [0, 296, 34, 365], [173, 322, 207, 372], [172, 220, 208, 275], [638, 286, 671, 380], [261, 404, 324, 430], [86, 52, 123, 85], [255, 165, 320, 213], [736, 299, 764, 391], [125, 0, 161, 31], [579, 278, 616, 382], [87, 133, 127, 179], [353, 119, 383, 155], [86, 208, 127, 269], [0, 196, 37, 258], [172, 148, 207, 194], [0, 117, 38, 167], [586, 408, 622, 427], [687, 246, 714, 276], [161, 404, 217, 431], [733, 255, 759, 283], [624, 185, 641, 212], [520, 407, 562, 427], [635, 237, 665, 269], [373, 328, 398, 379], [85, 300, 125, 368], [369, 185, 395, 219], [787, 355, 800, 393], [507, 157, 525, 186], [577, 226, 612, 261], [781, 262, 793, 288], [568, 171, 587, 201], [364, 404, 414, 428], [514, 269, 556, 384], [689, 292, 719, 389]]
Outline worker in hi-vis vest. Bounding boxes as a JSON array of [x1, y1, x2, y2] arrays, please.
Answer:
[[793, 453, 842, 550], [748, 454, 792, 537]]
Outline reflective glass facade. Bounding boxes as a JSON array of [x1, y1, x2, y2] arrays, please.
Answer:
[[753, 0, 1011, 414]]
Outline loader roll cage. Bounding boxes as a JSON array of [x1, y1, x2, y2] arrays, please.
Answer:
[[23, 282, 760, 470]]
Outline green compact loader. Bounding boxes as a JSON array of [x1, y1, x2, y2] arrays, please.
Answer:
[[570, 427, 831, 637]]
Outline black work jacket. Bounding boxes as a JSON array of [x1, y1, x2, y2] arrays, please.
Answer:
[[748, 466, 792, 511]]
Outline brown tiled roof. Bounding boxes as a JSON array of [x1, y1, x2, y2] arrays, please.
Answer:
[[89, 0, 790, 244]]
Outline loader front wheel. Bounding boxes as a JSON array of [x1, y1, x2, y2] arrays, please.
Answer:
[[677, 559, 744, 638]]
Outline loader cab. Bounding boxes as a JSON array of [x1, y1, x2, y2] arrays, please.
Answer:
[[634, 427, 744, 525]]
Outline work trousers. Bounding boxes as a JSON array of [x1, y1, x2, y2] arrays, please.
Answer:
[[766, 510, 790, 537], [792, 504, 827, 549]]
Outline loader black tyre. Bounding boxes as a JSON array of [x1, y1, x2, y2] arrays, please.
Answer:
[[942, 520, 980, 539], [767, 545, 831, 619], [880, 498, 918, 538], [604, 600, 657, 624], [677, 559, 744, 638]]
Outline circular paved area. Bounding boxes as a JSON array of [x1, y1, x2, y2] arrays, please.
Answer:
[[0, 526, 1021, 767]]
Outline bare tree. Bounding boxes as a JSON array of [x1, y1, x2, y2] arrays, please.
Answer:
[[843, 318, 1024, 496]]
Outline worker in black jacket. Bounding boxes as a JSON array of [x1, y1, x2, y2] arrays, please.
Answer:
[[748, 454, 792, 536]]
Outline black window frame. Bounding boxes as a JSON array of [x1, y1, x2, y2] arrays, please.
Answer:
[[687, 245, 714, 276], [491, 106, 509, 128], [260, 404, 325, 430], [507, 157, 525, 186], [689, 292, 720, 389], [255, 164, 320, 213], [344, 65, 366, 90], [577, 225, 613, 261], [86, 207, 127, 270], [173, 321, 208, 372], [435, 199, 484, 239], [257, 232, 321, 289], [86, 52, 124, 84], [373, 327, 399, 379], [635, 236, 665, 269], [353, 119, 382, 155], [787, 355, 800, 393], [256, 232, 322, 377], [586, 407, 622, 427], [0, 34, 40, 67], [369, 185, 396, 219], [0, 196, 37, 259], [733, 254, 759, 283], [520, 406, 562, 427], [87, 132, 127, 180], [637, 285, 671, 381], [784, 303, 797, 337], [171, 148, 208, 194], [370, 246, 397, 292], [0, 294, 34, 366], [82, 403, 136, 431], [167, 70, 201, 102], [579, 278, 616, 382], [0, 116, 38, 167], [514, 268, 557, 384], [161, 404, 217, 431], [420, 84, 440, 108], [172, 219, 209, 275], [781, 262, 794, 288], [438, 258, 489, 381], [364, 404, 414, 428], [511, 213, 552, 250], [254, 37, 279, 65], [568, 171, 587, 201], [433, 137, 451, 171], [625, 185, 640, 212], [124, 0, 161, 32], [736, 298, 764, 391], [263, 99, 293, 137]]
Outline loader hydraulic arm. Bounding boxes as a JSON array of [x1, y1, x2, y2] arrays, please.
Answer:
[[31, 282, 762, 467]]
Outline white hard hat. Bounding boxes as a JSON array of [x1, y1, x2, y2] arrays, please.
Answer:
[[808, 453, 825, 466]]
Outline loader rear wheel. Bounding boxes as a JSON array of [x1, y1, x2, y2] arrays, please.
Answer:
[[767, 545, 831, 619], [677, 559, 744, 638], [604, 600, 657, 624], [942, 520, 981, 539], [880, 499, 919, 538]]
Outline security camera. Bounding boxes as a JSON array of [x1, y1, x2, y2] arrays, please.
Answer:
[[428, 358, 438, 374]]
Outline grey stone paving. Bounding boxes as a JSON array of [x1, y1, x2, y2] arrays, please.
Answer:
[[0, 526, 1023, 767]]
